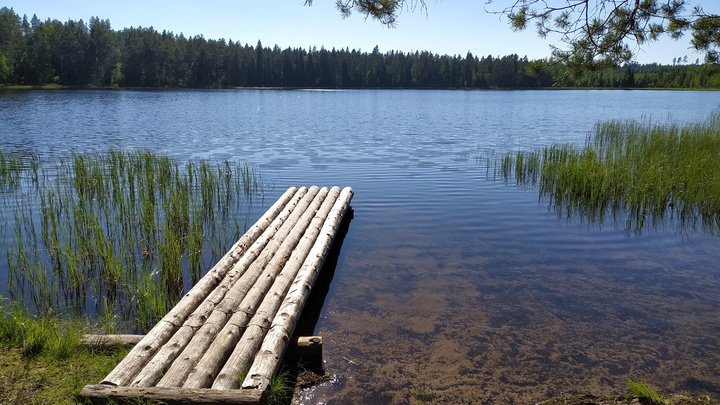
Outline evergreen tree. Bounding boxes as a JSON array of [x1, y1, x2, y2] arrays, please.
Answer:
[[0, 7, 718, 89]]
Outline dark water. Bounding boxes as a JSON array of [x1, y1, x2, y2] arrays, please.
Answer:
[[1, 89, 720, 404]]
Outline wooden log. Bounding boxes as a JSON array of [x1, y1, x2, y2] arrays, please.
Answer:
[[183, 187, 334, 389], [130, 326, 200, 387], [79, 385, 266, 405], [101, 187, 298, 387], [285, 336, 323, 367], [82, 334, 318, 358], [159, 187, 324, 388], [128, 188, 310, 388], [81, 334, 144, 347], [242, 187, 353, 391], [213, 187, 345, 390]]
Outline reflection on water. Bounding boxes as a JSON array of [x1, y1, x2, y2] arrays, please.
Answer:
[[1, 89, 719, 404]]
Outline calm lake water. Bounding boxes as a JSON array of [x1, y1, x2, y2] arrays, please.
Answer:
[[1, 89, 720, 404]]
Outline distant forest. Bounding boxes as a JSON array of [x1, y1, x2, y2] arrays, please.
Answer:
[[1, 7, 720, 89]]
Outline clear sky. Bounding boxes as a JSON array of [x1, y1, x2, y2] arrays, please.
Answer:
[[2, 0, 715, 65]]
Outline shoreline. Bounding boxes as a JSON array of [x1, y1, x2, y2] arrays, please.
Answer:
[[1, 84, 719, 91]]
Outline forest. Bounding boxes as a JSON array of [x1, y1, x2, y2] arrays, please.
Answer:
[[1, 7, 720, 89]]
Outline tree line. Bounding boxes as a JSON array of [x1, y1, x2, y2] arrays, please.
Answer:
[[1, 7, 719, 89]]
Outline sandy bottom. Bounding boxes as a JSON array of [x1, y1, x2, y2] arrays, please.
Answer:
[[297, 226, 720, 404]]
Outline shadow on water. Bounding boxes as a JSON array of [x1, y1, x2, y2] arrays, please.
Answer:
[[294, 207, 354, 337], [274, 208, 354, 405]]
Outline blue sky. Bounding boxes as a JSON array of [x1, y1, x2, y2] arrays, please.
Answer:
[[3, 0, 715, 65]]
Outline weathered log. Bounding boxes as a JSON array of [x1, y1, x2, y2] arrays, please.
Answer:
[[285, 336, 323, 368], [85, 185, 354, 405], [160, 187, 324, 388], [79, 385, 266, 405], [81, 334, 322, 362], [128, 188, 310, 388], [101, 187, 298, 387], [242, 187, 353, 391], [81, 334, 145, 347], [184, 187, 333, 389], [211, 187, 342, 390]]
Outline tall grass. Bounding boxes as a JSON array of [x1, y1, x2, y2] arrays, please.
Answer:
[[0, 299, 82, 359], [1, 150, 262, 332], [504, 113, 720, 235]]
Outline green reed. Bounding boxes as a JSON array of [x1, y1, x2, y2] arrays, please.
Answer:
[[505, 113, 720, 235], [3, 150, 261, 332], [0, 151, 39, 193]]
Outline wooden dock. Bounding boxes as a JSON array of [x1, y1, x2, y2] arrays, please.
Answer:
[[80, 186, 354, 405]]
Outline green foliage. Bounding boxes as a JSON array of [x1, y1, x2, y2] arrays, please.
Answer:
[[2, 150, 261, 332], [0, 151, 24, 191], [0, 301, 81, 359], [507, 113, 720, 235], [692, 13, 720, 62], [0, 328, 130, 404], [627, 377, 667, 404], [410, 383, 434, 404], [306, 0, 424, 27], [565, 63, 720, 88], [268, 369, 294, 405], [2, 6, 718, 89], [0, 52, 9, 82], [310, 1, 720, 75]]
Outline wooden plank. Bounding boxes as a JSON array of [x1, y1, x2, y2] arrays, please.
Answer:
[[101, 187, 298, 387], [211, 187, 342, 389], [79, 385, 266, 405], [82, 334, 320, 357], [182, 187, 333, 389], [242, 186, 353, 391], [157, 187, 322, 388], [81, 334, 144, 347], [128, 187, 310, 388], [85, 185, 354, 405], [285, 336, 323, 368]]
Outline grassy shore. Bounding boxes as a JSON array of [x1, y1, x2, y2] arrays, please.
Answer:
[[0, 149, 264, 403], [0, 305, 127, 405]]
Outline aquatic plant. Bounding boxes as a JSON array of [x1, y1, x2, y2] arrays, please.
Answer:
[[2, 150, 262, 332], [267, 368, 294, 405], [0, 151, 37, 193], [410, 383, 434, 405], [504, 113, 720, 235], [627, 377, 667, 405]]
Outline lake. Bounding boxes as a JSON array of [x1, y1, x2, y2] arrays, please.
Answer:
[[1, 89, 719, 404]]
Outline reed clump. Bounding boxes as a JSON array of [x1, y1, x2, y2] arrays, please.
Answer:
[[0, 151, 36, 192], [505, 113, 720, 234], [2, 150, 262, 332], [626, 377, 667, 405]]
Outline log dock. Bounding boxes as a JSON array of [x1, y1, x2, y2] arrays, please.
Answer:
[[80, 186, 354, 405]]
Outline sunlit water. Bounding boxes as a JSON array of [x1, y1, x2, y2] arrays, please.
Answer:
[[1, 89, 719, 404]]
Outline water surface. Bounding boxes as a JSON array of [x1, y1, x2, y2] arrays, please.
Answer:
[[1, 89, 719, 404]]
